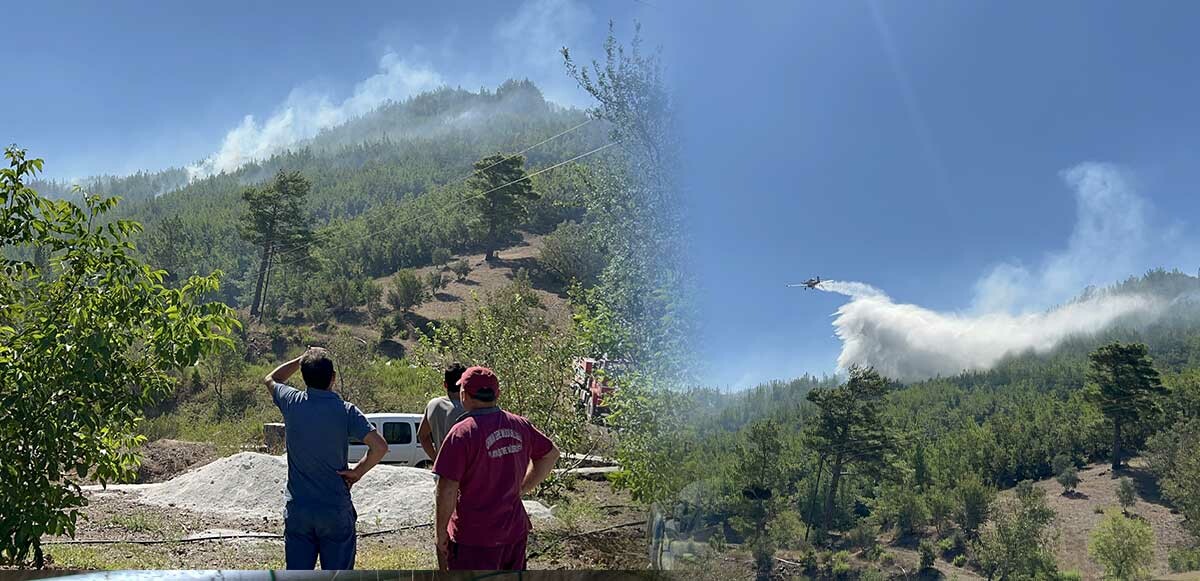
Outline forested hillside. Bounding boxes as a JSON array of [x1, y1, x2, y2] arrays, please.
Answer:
[[655, 269, 1200, 578], [79, 80, 608, 318]]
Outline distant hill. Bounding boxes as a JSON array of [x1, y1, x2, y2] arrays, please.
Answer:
[[37, 80, 613, 312]]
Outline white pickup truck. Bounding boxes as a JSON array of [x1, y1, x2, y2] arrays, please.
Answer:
[[347, 412, 431, 468]]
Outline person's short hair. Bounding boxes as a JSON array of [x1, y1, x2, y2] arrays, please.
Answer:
[[471, 387, 497, 403], [301, 348, 335, 390], [444, 362, 468, 394]]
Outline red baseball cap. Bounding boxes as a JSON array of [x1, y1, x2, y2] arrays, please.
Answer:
[[457, 366, 500, 398]]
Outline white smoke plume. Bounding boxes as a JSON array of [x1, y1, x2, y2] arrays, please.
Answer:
[[187, 53, 443, 180], [814, 162, 1185, 382], [818, 280, 1162, 381]]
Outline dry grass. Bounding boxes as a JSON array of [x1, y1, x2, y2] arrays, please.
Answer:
[[1022, 458, 1191, 579]]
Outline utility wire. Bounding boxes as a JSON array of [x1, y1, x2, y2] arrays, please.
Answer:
[[269, 118, 596, 266], [270, 139, 620, 272]]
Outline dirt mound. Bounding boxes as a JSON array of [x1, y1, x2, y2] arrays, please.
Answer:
[[135, 439, 217, 483], [125, 452, 554, 530]]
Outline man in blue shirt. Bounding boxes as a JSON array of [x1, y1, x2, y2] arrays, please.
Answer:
[[263, 347, 388, 570]]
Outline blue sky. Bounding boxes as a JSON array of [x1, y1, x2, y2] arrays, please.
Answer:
[[10, 1, 1200, 389], [653, 1, 1200, 387], [6, 0, 639, 179]]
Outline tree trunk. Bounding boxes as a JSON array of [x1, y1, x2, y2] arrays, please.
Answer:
[[823, 455, 844, 533], [1112, 419, 1123, 472], [250, 243, 271, 317], [805, 454, 825, 544], [262, 253, 274, 317]]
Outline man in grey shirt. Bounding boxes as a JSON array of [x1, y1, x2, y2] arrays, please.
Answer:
[[417, 362, 468, 461]]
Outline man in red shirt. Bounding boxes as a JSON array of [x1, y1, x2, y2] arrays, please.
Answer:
[[433, 366, 560, 571]]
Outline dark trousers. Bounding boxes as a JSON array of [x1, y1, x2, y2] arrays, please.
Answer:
[[284, 502, 357, 570], [447, 537, 528, 571]]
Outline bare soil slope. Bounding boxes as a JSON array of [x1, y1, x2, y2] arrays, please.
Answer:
[[1023, 459, 1190, 578]]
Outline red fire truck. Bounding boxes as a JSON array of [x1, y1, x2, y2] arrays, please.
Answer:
[[572, 357, 626, 421]]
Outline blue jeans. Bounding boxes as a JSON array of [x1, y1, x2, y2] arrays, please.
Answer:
[[284, 502, 357, 570]]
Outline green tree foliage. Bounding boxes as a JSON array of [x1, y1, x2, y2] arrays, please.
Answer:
[[200, 338, 247, 420], [413, 277, 588, 487], [1089, 509, 1155, 580], [927, 487, 956, 537], [328, 331, 375, 409], [1117, 477, 1137, 514], [425, 270, 446, 297], [956, 474, 995, 540], [973, 483, 1059, 580], [538, 220, 606, 286], [1086, 343, 1166, 470], [919, 539, 937, 571], [450, 259, 471, 282], [724, 419, 793, 579], [873, 485, 929, 536], [1146, 418, 1200, 537], [805, 366, 892, 532], [563, 22, 694, 375], [1057, 466, 1081, 495], [430, 247, 451, 267], [387, 270, 426, 314], [239, 170, 315, 317], [0, 148, 236, 566], [468, 154, 538, 261]]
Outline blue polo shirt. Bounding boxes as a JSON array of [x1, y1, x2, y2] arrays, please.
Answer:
[[272, 383, 374, 508]]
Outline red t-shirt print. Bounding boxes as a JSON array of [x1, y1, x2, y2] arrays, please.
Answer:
[[432, 408, 554, 547]]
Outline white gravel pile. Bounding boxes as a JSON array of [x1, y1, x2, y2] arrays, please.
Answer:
[[129, 452, 554, 528]]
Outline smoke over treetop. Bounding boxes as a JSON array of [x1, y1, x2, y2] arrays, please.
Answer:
[[820, 281, 1162, 381], [187, 53, 444, 181], [812, 163, 1198, 382]]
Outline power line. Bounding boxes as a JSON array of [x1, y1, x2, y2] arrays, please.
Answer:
[[270, 118, 596, 265], [271, 139, 620, 271]]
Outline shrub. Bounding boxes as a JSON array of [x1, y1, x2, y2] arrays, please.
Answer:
[[430, 247, 452, 267], [538, 220, 605, 286], [831, 550, 852, 577], [919, 540, 937, 571], [956, 475, 994, 539], [859, 570, 885, 581], [1056, 466, 1080, 494], [387, 270, 427, 313], [1088, 509, 1154, 581], [1057, 571, 1083, 581], [1117, 477, 1137, 513], [938, 537, 955, 557], [879, 551, 895, 566], [953, 554, 967, 568], [927, 487, 956, 536], [449, 259, 471, 281], [973, 484, 1058, 580], [1052, 453, 1073, 477], [1168, 547, 1200, 573], [847, 521, 879, 553], [769, 510, 809, 550], [425, 270, 446, 297]]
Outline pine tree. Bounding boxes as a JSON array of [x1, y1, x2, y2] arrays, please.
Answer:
[[239, 170, 315, 318], [468, 154, 539, 261], [805, 366, 892, 532], [1085, 342, 1165, 471]]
